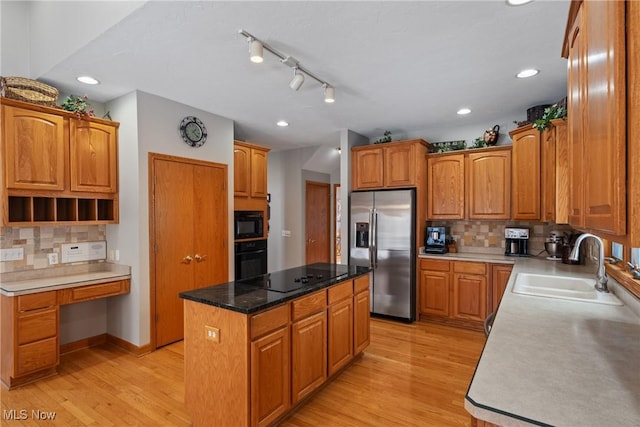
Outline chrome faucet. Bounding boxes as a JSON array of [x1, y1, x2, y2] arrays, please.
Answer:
[[569, 233, 609, 293]]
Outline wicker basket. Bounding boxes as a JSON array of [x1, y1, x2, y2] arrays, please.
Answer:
[[526, 104, 551, 122], [1, 76, 59, 107]]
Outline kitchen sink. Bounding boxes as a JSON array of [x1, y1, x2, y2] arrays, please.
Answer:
[[512, 273, 623, 305]]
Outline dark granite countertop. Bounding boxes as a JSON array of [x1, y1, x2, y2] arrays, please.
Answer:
[[179, 263, 371, 314]]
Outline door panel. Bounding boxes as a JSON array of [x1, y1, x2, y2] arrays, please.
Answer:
[[305, 181, 330, 264], [154, 158, 195, 347]]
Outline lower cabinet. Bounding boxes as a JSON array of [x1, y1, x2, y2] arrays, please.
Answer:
[[419, 258, 512, 330], [327, 281, 354, 376], [353, 275, 370, 355]]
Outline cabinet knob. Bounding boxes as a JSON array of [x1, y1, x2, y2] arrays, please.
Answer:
[[183, 255, 193, 264], [195, 254, 207, 262]]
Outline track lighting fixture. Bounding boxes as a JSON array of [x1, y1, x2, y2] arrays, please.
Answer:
[[240, 29, 335, 103], [289, 68, 305, 91]]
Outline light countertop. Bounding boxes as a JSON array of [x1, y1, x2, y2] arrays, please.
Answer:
[[460, 256, 640, 426], [0, 262, 131, 296]]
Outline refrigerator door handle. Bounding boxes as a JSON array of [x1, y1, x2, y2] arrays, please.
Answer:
[[368, 208, 374, 269], [372, 208, 378, 268]]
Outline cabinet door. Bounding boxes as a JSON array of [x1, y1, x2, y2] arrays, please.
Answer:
[[490, 265, 513, 312], [234, 144, 251, 197], [419, 270, 450, 317], [582, 0, 626, 235], [511, 128, 541, 220], [427, 155, 465, 219], [250, 148, 268, 198], [384, 144, 415, 187], [251, 326, 290, 427], [552, 121, 570, 224], [353, 289, 370, 355], [352, 147, 384, 190], [467, 150, 511, 220], [70, 120, 118, 193], [2, 105, 65, 190], [291, 311, 327, 403], [328, 298, 353, 376], [451, 273, 487, 322]]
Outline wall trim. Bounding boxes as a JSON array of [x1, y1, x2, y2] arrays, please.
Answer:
[[60, 333, 153, 357]]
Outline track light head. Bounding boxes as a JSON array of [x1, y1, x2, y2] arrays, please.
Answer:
[[248, 37, 263, 63], [324, 84, 335, 103], [289, 68, 305, 91]]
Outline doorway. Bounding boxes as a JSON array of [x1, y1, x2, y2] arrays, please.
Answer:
[[149, 153, 228, 348], [305, 181, 330, 264], [334, 183, 342, 263]]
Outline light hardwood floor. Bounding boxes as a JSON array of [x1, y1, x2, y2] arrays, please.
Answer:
[[1, 319, 485, 426]]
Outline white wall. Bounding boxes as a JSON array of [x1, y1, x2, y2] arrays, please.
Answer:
[[105, 90, 234, 347], [0, 1, 30, 76]]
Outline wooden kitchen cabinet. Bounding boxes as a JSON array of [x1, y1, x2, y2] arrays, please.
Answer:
[[490, 264, 513, 312], [510, 126, 541, 220], [427, 154, 465, 220], [291, 291, 327, 404], [542, 120, 569, 223], [466, 147, 511, 220], [419, 258, 450, 317], [353, 275, 370, 355], [1, 98, 119, 226], [327, 281, 354, 376], [451, 262, 487, 323], [351, 139, 430, 190], [563, 0, 626, 235], [234, 141, 270, 199]]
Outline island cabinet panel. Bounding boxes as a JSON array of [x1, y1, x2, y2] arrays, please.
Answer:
[[466, 148, 511, 220], [510, 126, 541, 220], [69, 120, 118, 193], [427, 154, 465, 220], [251, 326, 290, 427], [353, 274, 370, 355], [291, 311, 327, 403], [328, 297, 354, 376]]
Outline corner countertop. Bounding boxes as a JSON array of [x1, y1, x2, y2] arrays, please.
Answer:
[[418, 251, 518, 264], [180, 263, 371, 315], [462, 256, 640, 426], [0, 262, 132, 296]]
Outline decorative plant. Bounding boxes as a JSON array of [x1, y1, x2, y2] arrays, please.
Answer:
[[61, 95, 95, 118], [471, 136, 487, 149], [532, 103, 566, 131], [374, 130, 392, 144]]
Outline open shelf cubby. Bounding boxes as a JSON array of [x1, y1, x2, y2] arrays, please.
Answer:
[[33, 197, 56, 222], [8, 196, 32, 222], [5, 195, 117, 225], [78, 198, 97, 221]]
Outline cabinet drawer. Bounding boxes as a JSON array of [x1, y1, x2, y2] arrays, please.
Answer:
[[18, 291, 57, 312], [328, 281, 353, 305], [17, 307, 58, 345], [61, 280, 129, 305], [354, 275, 370, 294], [291, 290, 327, 322], [16, 336, 58, 375], [420, 259, 451, 272], [453, 261, 486, 275], [251, 304, 289, 340]]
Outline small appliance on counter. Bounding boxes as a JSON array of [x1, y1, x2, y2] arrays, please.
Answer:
[[504, 227, 529, 257], [544, 231, 565, 261], [425, 226, 448, 254]]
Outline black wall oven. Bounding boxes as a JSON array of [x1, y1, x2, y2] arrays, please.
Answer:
[[235, 239, 267, 280], [234, 211, 264, 240]]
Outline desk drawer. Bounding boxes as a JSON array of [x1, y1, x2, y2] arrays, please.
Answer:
[[18, 291, 57, 312], [17, 307, 58, 345], [61, 280, 129, 305]]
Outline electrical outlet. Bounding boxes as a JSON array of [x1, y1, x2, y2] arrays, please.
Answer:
[[281, 230, 291, 237], [48, 253, 59, 265], [205, 325, 220, 343]]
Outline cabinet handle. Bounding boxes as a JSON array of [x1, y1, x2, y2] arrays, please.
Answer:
[[195, 254, 207, 262], [183, 255, 193, 264]]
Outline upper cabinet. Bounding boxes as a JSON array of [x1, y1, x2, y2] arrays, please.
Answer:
[[234, 141, 270, 199], [427, 146, 511, 221], [1, 98, 120, 225], [351, 139, 430, 191], [510, 126, 540, 220], [466, 148, 511, 220], [563, 0, 626, 235]]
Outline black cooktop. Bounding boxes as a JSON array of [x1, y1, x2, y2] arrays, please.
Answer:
[[237, 263, 352, 293]]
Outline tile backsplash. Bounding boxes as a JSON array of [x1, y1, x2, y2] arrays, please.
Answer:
[[427, 221, 575, 256], [0, 225, 106, 273]]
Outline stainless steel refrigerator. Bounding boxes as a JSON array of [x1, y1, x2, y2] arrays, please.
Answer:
[[349, 189, 415, 321]]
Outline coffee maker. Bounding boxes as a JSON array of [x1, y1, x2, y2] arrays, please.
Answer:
[[504, 227, 529, 257], [425, 226, 448, 254]]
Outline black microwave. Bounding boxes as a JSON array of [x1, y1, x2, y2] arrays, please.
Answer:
[[234, 211, 264, 239]]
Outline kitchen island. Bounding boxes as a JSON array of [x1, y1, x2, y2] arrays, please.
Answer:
[[179, 263, 371, 427]]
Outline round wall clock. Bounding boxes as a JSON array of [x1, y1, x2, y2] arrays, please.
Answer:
[[179, 116, 207, 147]]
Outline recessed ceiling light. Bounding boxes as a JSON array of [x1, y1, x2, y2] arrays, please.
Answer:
[[506, 0, 534, 6], [516, 68, 540, 78], [77, 75, 99, 85], [457, 108, 471, 115], [276, 120, 289, 127]]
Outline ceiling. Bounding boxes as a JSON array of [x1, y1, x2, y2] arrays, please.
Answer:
[[35, 1, 570, 152]]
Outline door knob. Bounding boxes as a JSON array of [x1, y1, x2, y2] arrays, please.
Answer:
[[183, 255, 193, 264], [195, 254, 207, 262]]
